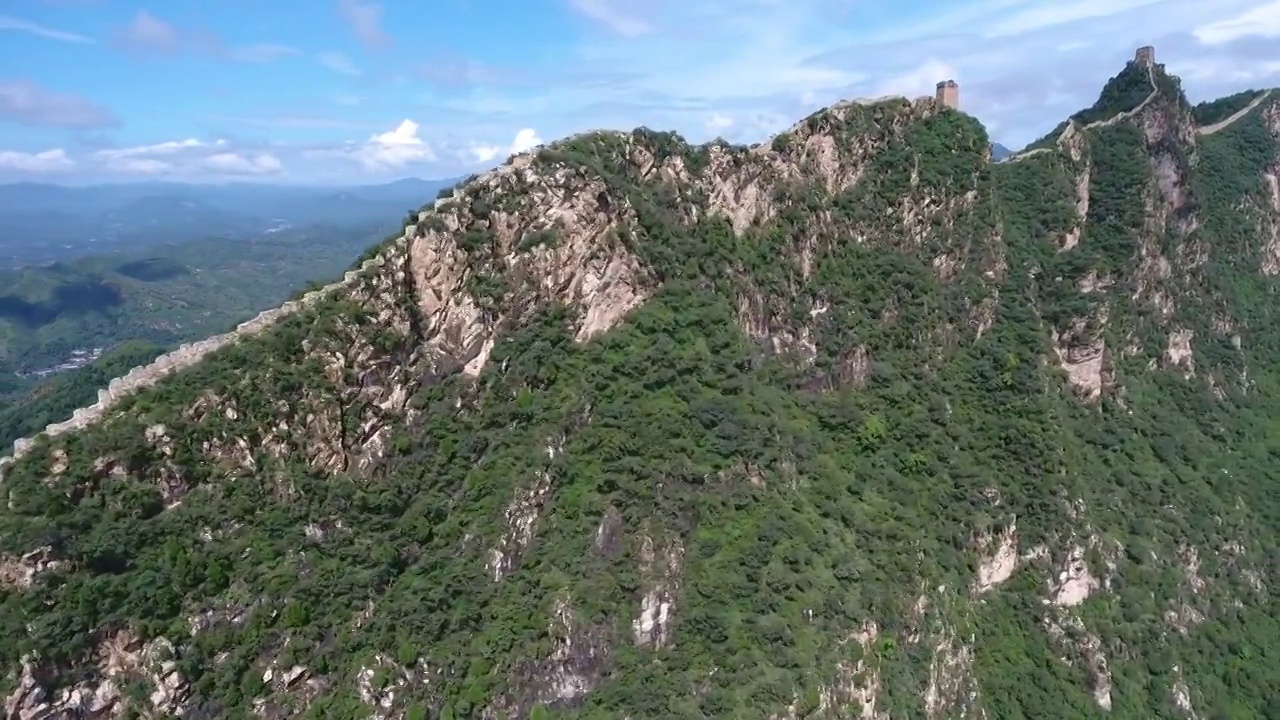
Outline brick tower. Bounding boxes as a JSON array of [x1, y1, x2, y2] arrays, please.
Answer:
[[936, 80, 959, 110], [1134, 46, 1154, 67]]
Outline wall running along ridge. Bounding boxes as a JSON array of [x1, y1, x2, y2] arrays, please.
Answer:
[[0, 224, 420, 471]]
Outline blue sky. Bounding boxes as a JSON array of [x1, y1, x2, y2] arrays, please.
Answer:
[[1, 0, 1279, 184]]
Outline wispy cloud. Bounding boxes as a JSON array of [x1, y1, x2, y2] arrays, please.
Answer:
[[110, 10, 297, 63], [230, 43, 300, 63], [89, 137, 283, 177], [0, 148, 75, 172], [1193, 0, 1280, 44], [9, 0, 1280, 183], [336, 0, 390, 50], [566, 0, 652, 37], [112, 9, 183, 54], [0, 14, 92, 43], [0, 80, 119, 129], [201, 152, 283, 176], [213, 115, 378, 130], [983, 0, 1167, 37], [319, 51, 361, 76]]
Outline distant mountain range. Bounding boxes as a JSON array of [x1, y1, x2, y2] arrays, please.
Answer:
[[0, 177, 464, 268]]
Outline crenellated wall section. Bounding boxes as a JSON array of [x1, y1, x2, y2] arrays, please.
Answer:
[[0, 223, 422, 469]]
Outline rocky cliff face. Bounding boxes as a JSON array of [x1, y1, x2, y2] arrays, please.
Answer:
[[1, 53, 1277, 720]]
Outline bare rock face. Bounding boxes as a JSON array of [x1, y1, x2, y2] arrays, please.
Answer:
[[411, 156, 654, 379], [1051, 316, 1110, 402], [631, 527, 684, 650], [0, 546, 65, 590], [5, 634, 190, 720]]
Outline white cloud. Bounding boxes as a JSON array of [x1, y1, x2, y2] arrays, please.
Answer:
[[468, 128, 545, 164], [106, 158, 173, 174], [869, 58, 960, 98], [0, 15, 92, 43], [468, 145, 502, 163], [93, 138, 210, 161], [201, 152, 284, 175], [705, 112, 734, 134], [546, 0, 869, 128], [328, 120, 436, 170], [92, 139, 223, 173], [1193, 0, 1280, 44], [319, 51, 361, 76], [86, 138, 285, 177], [0, 148, 74, 172], [1171, 55, 1280, 83], [523, 0, 1280, 150], [509, 128, 544, 153]]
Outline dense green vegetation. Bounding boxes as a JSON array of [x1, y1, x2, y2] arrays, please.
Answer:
[[0, 64, 1276, 720]]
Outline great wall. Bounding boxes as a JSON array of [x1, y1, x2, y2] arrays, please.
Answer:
[[1197, 89, 1274, 136], [1007, 48, 1160, 164], [0, 220, 421, 470], [1008, 46, 1274, 163]]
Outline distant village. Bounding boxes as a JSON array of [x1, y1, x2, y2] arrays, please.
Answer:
[[19, 346, 106, 380]]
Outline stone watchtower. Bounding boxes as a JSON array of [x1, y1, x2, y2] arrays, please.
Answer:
[[1134, 45, 1155, 67], [936, 80, 959, 110]]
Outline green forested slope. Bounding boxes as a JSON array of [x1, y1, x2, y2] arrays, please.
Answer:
[[0, 55, 1276, 720]]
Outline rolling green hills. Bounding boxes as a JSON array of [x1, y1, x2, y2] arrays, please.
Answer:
[[0, 222, 406, 378]]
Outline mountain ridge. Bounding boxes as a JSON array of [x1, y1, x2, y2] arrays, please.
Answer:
[[1, 47, 1277, 720], [10, 51, 1280, 461]]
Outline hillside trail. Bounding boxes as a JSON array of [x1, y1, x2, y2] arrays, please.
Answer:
[[1196, 90, 1273, 136]]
